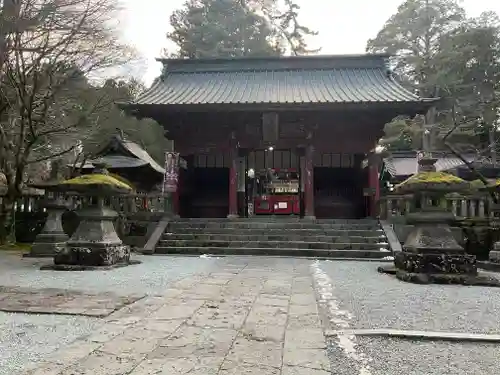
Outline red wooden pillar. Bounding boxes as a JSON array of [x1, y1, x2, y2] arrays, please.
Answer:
[[228, 134, 238, 218], [304, 143, 315, 219]]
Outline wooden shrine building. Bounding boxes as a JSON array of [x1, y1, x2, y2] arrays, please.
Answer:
[[122, 54, 436, 219], [72, 134, 166, 192]]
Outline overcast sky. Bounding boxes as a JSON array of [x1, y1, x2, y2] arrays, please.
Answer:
[[120, 0, 500, 85]]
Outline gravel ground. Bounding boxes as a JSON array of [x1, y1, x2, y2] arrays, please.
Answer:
[[0, 312, 100, 375], [0, 253, 221, 295], [317, 260, 500, 334], [318, 260, 500, 374], [327, 337, 500, 375], [3, 254, 500, 375], [0, 252, 226, 375]]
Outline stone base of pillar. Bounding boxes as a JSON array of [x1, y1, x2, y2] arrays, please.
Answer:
[[227, 214, 239, 219], [25, 197, 69, 258], [490, 249, 500, 262], [303, 215, 316, 220], [43, 206, 140, 271], [378, 261, 500, 287], [379, 210, 500, 287], [394, 251, 477, 275], [24, 232, 68, 258], [476, 247, 500, 273]]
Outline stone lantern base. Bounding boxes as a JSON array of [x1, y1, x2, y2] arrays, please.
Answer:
[[41, 206, 140, 271], [379, 211, 500, 286], [25, 196, 68, 258]]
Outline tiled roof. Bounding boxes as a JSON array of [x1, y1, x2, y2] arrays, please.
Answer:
[[383, 152, 477, 177], [77, 156, 149, 169], [132, 55, 435, 106], [120, 139, 165, 174]]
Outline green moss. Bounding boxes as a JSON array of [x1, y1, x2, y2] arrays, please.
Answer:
[[470, 179, 487, 189], [401, 172, 465, 185], [395, 172, 470, 193], [0, 242, 31, 252], [109, 173, 136, 191], [61, 174, 132, 190]]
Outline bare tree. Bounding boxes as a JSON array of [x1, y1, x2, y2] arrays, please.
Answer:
[[0, 0, 136, 243]]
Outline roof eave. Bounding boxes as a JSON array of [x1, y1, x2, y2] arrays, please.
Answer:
[[155, 53, 393, 65], [122, 100, 433, 112]]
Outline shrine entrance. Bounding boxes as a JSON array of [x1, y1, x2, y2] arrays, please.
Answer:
[[312, 153, 367, 219], [243, 148, 302, 217], [179, 153, 230, 218]]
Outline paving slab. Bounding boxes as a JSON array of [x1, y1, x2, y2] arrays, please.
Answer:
[[0, 286, 143, 317]]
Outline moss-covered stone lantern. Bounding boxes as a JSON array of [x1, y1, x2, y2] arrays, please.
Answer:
[[41, 163, 139, 270], [479, 180, 500, 267], [378, 157, 499, 286]]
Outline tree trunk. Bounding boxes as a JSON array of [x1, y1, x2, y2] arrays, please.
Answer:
[[489, 126, 496, 167], [0, 190, 16, 245]]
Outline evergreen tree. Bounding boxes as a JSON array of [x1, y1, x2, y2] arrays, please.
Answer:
[[166, 0, 317, 58]]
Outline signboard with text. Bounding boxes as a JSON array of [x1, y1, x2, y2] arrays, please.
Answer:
[[162, 152, 179, 193]]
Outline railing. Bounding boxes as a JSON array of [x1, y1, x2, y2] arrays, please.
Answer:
[[0, 192, 173, 215], [379, 194, 493, 221]]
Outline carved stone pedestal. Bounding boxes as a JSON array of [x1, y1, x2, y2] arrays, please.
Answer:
[[42, 199, 139, 271], [379, 211, 500, 287], [25, 195, 68, 258], [476, 204, 500, 272]]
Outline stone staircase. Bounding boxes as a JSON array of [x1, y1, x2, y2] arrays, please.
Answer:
[[155, 218, 392, 259]]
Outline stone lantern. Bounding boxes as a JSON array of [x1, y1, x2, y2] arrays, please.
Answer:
[[41, 163, 140, 270], [26, 160, 69, 257], [480, 181, 500, 268], [378, 157, 499, 286]]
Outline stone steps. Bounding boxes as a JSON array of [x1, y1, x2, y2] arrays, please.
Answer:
[[154, 218, 391, 259], [162, 233, 386, 244], [172, 218, 377, 224], [169, 223, 380, 230], [159, 239, 388, 250], [164, 228, 384, 237], [154, 246, 390, 259]]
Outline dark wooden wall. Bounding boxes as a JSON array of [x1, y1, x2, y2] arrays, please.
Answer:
[[167, 109, 385, 218], [246, 149, 300, 170], [168, 110, 385, 157]]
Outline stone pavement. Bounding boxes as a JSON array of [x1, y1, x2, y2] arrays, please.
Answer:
[[22, 261, 330, 375], [0, 286, 143, 317]]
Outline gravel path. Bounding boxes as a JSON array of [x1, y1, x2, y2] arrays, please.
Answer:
[[327, 337, 500, 375], [0, 253, 220, 295], [317, 260, 500, 333], [0, 252, 225, 375], [0, 313, 100, 375], [317, 260, 500, 374]]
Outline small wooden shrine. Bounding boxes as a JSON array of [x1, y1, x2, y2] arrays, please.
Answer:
[[72, 134, 165, 192]]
